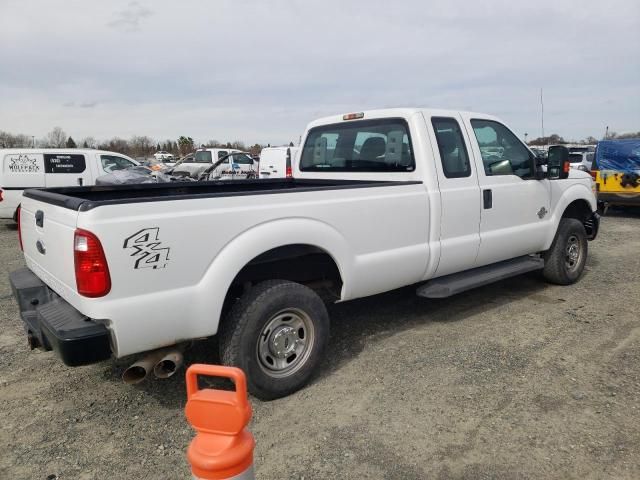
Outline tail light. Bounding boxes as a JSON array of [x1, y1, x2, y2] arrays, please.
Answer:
[[74, 229, 111, 297], [17, 205, 23, 251], [286, 148, 293, 178]]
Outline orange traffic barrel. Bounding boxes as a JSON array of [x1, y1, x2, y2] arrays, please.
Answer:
[[185, 364, 255, 480]]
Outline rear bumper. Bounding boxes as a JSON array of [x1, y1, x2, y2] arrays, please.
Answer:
[[585, 211, 600, 241], [9, 268, 112, 366], [598, 192, 640, 206]]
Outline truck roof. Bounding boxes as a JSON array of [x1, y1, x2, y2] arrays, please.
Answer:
[[306, 108, 499, 129]]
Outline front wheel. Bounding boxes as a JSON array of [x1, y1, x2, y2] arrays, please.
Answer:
[[219, 280, 329, 400], [543, 218, 588, 285]]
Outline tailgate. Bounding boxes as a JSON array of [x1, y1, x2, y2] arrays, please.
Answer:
[[20, 194, 79, 298]]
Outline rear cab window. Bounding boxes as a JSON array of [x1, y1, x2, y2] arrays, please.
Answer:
[[300, 118, 415, 172], [569, 153, 584, 164], [194, 150, 213, 163]]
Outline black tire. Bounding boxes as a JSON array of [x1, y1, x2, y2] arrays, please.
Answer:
[[219, 279, 329, 400], [543, 218, 588, 285]]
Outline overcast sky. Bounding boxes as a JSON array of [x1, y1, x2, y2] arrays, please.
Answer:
[[1, 0, 638, 145]]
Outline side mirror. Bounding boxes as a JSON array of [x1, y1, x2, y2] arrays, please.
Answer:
[[547, 145, 570, 179]]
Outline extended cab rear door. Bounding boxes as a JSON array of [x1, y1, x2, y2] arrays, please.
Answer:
[[461, 114, 551, 266], [424, 113, 481, 277]]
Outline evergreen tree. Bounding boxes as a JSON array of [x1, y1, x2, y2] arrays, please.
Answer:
[[65, 136, 77, 148]]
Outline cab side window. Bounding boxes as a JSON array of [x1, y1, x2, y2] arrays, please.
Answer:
[[431, 117, 471, 178], [471, 119, 533, 178]]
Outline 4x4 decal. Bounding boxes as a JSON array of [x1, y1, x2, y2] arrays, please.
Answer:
[[123, 228, 170, 269]]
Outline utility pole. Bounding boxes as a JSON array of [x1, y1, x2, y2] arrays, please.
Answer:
[[524, 132, 528, 144], [540, 88, 545, 142], [32, 136, 35, 148], [604, 126, 609, 140]]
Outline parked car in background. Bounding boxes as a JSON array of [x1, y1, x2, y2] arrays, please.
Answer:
[[11, 108, 599, 400], [171, 148, 242, 178], [568, 145, 596, 154], [153, 151, 174, 161], [0, 148, 139, 220], [530, 147, 547, 160], [163, 153, 193, 169], [568, 152, 594, 172], [198, 152, 258, 180], [591, 139, 640, 208], [259, 146, 298, 179]]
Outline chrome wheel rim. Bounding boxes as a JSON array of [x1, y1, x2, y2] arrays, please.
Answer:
[[256, 308, 315, 378], [565, 234, 583, 272]]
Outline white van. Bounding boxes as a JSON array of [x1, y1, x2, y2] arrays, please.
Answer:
[[258, 146, 299, 179], [0, 149, 139, 220]]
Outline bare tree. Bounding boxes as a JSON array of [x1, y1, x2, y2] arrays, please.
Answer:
[[129, 135, 155, 158], [0, 131, 33, 148], [80, 136, 98, 148], [98, 137, 129, 154], [46, 127, 67, 148], [230, 140, 247, 151]]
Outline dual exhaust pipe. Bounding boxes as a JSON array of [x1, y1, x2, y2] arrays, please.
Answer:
[[122, 347, 184, 385]]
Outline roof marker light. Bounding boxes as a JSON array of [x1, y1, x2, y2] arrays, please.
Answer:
[[343, 112, 364, 121]]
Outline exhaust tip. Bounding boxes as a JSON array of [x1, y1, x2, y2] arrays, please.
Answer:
[[153, 350, 184, 379], [154, 359, 177, 379], [122, 365, 148, 385]]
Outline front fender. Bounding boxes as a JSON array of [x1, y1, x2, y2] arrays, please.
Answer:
[[543, 182, 597, 250], [193, 218, 353, 335]]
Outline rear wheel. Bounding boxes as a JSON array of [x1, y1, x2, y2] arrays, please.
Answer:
[[219, 280, 329, 400], [543, 218, 588, 285]]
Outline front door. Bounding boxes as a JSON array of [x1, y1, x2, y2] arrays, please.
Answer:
[[462, 116, 551, 266]]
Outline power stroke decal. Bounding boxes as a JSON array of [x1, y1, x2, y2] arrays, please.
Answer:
[[123, 228, 170, 269], [6, 154, 41, 173]]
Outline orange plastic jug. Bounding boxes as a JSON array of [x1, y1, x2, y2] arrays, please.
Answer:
[[185, 364, 255, 480]]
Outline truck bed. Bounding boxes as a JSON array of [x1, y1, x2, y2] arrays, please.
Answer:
[[22, 178, 421, 211]]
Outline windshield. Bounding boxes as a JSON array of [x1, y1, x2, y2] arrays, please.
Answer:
[[194, 150, 213, 163], [299, 118, 414, 172]]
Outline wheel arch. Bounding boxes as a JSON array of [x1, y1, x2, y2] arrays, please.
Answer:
[[194, 218, 352, 336], [543, 184, 596, 249]]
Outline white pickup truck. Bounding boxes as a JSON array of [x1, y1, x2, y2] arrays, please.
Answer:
[[10, 108, 599, 399]]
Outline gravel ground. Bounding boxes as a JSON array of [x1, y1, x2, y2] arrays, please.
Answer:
[[1, 211, 639, 480]]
